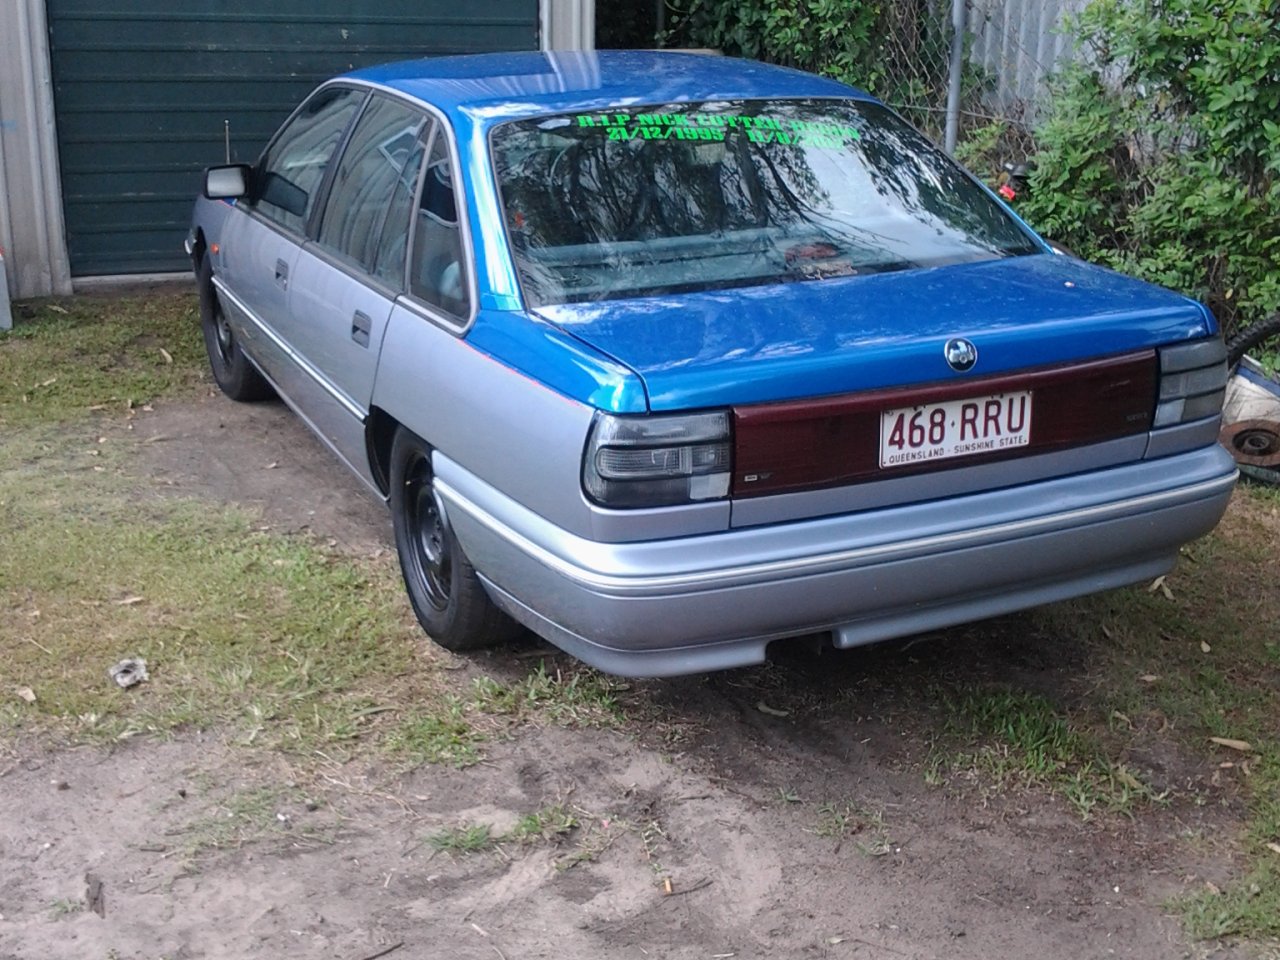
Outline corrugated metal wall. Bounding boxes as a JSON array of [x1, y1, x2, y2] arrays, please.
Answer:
[[45, 0, 539, 277], [968, 0, 1085, 116]]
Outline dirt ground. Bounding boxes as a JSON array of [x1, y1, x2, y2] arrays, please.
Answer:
[[0, 393, 1255, 960]]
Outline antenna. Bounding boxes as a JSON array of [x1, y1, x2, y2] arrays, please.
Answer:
[[224, 120, 231, 163]]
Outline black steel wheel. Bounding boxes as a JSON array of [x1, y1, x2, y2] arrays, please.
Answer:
[[197, 256, 274, 402], [389, 428, 519, 651]]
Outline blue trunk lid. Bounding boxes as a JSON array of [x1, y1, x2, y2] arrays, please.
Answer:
[[532, 254, 1213, 411]]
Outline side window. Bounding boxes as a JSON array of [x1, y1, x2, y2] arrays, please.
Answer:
[[254, 86, 362, 235], [317, 95, 430, 283], [371, 135, 428, 287], [409, 131, 471, 319]]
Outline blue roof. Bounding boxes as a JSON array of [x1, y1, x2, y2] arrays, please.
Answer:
[[345, 51, 874, 127]]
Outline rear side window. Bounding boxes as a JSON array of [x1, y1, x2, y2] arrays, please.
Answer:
[[254, 86, 363, 235], [408, 132, 471, 320], [371, 133, 429, 287], [491, 98, 1040, 306], [317, 94, 430, 283]]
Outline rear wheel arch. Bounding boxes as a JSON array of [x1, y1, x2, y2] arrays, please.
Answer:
[[365, 405, 399, 497], [388, 425, 520, 651]]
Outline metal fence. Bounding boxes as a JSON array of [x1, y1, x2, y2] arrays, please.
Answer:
[[877, 0, 1084, 153]]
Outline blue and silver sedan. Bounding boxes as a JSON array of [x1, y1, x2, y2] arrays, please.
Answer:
[[187, 51, 1236, 677]]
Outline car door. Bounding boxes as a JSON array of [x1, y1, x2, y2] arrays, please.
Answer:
[[216, 85, 365, 398], [373, 119, 479, 440], [283, 94, 432, 484]]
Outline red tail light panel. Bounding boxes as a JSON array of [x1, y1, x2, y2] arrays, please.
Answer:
[[732, 350, 1157, 498]]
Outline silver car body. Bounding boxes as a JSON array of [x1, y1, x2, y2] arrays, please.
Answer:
[[189, 53, 1237, 677]]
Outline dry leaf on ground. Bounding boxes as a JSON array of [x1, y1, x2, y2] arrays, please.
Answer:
[[755, 701, 790, 718], [1208, 737, 1253, 753]]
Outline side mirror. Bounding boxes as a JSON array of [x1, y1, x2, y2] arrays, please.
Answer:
[[203, 164, 252, 200]]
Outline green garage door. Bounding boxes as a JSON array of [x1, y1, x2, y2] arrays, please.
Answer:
[[47, 0, 538, 276]]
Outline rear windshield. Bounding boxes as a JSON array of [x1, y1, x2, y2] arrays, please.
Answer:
[[490, 99, 1040, 307]]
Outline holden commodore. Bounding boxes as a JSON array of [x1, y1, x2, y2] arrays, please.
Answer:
[[186, 50, 1236, 677]]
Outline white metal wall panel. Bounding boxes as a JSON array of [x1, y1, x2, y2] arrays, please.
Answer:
[[0, 0, 73, 299]]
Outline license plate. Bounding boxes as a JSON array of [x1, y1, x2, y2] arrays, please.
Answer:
[[880, 391, 1032, 468]]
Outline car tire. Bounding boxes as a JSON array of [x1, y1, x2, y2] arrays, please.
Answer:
[[197, 255, 275, 402], [1226, 312, 1280, 368], [389, 428, 520, 651]]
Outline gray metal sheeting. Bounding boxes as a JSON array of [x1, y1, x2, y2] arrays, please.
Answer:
[[0, 0, 72, 299], [46, 0, 538, 277], [967, 0, 1085, 116]]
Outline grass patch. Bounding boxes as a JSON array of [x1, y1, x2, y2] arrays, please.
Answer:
[[1029, 487, 1280, 941], [48, 898, 83, 920], [928, 688, 1166, 819], [507, 803, 579, 843], [0, 293, 207, 424], [176, 785, 290, 859], [1178, 751, 1280, 941], [168, 782, 335, 869], [0, 296, 462, 756], [1181, 741, 1280, 939], [0, 488, 428, 751], [811, 801, 893, 856], [469, 664, 625, 726], [426, 804, 580, 856], [384, 666, 627, 767], [427, 822, 496, 854], [386, 708, 486, 767], [1183, 860, 1280, 941]]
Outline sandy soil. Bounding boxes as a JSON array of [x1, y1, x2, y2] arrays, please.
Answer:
[[0, 393, 1251, 960]]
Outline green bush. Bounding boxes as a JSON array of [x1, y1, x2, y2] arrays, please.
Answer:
[[1020, 0, 1280, 334], [662, 0, 883, 84]]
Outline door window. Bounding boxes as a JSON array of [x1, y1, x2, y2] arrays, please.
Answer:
[[253, 86, 362, 235], [409, 132, 472, 320], [317, 95, 430, 284]]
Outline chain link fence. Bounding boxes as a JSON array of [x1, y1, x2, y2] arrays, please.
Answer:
[[861, 0, 1084, 158], [628, 0, 1084, 162]]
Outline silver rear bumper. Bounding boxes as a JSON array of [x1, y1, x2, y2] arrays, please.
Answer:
[[435, 445, 1237, 677]]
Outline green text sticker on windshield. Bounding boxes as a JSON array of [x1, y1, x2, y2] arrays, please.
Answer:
[[574, 112, 860, 148]]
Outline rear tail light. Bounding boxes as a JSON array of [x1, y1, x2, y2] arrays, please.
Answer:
[[1154, 337, 1227, 427], [583, 411, 732, 508]]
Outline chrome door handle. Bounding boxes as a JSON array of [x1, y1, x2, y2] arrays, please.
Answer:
[[274, 258, 289, 289]]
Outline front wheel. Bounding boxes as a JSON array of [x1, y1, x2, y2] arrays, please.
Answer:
[[389, 428, 520, 651], [197, 256, 274, 402]]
